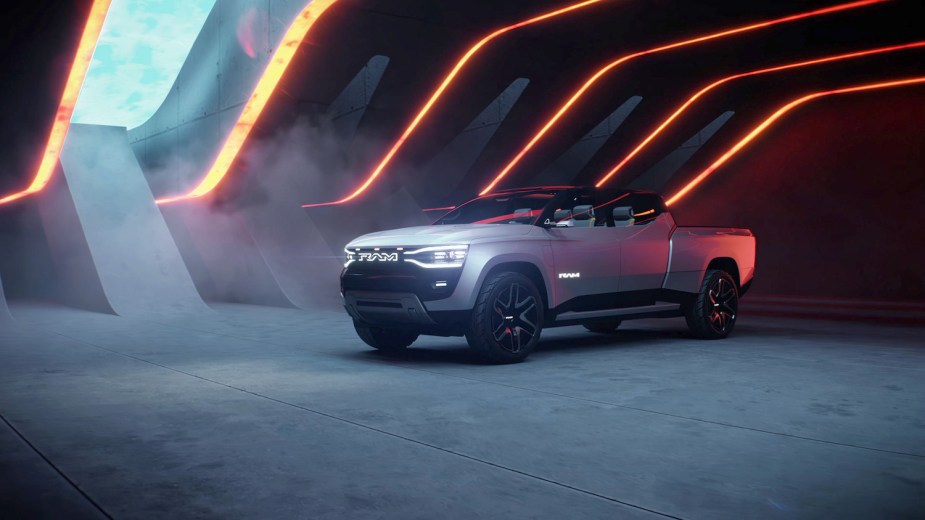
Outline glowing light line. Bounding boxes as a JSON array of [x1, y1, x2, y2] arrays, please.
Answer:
[[478, 0, 887, 196], [595, 41, 925, 187], [156, 0, 340, 205], [0, 0, 112, 205], [301, 0, 605, 208], [665, 76, 925, 206]]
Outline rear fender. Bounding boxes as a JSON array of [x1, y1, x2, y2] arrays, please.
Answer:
[[664, 228, 756, 293]]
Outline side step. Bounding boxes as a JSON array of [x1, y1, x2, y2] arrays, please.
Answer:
[[555, 302, 681, 322]]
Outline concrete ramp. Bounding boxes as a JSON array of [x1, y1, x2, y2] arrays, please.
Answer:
[[57, 124, 207, 316], [0, 272, 10, 321]]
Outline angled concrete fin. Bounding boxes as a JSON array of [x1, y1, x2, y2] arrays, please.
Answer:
[[531, 96, 643, 186], [239, 198, 343, 310], [37, 171, 115, 315], [0, 272, 9, 321], [630, 111, 735, 191], [327, 55, 390, 140], [161, 205, 297, 309], [56, 124, 208, 316], [416, 78, 530, 198]]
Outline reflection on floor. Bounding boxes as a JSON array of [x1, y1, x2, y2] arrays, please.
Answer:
[[1, 304, 923, 519]]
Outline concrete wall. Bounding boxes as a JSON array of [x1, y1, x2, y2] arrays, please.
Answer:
[[671, 90, 925, 302], [128, 0, 307, 199], [126, 0, 316, 307]]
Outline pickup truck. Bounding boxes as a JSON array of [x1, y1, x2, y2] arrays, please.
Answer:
[[341, 186, 755, 363]]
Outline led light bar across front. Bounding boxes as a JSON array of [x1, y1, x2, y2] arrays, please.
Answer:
[[345, 245, 469, 269], [404, 245, 469, 269]]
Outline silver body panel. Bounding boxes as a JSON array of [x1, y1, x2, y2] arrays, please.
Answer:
[[344, 211, 755, 321]]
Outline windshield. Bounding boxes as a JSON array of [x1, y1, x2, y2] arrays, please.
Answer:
[[434, 191, 559, 225]]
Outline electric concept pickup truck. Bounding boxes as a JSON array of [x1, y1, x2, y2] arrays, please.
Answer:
[[342, 186, 755, 363]]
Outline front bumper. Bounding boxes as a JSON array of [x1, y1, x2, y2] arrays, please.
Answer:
[[343, 290, 471, 336], [344, 291, 436, 326]]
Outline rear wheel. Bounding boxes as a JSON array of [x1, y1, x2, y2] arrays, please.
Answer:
[[685, 269, 738, 339], [353, 321, 418, 353], [583, 320, 622, 334], [466, 272, 543, 364]]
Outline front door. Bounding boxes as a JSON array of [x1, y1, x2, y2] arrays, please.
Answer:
[[547, 227, 623, 308], [546, 191, 622, 309]]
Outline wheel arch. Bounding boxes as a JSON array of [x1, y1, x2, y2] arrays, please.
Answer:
[[483, 261, 550, 312], [706, 257, 740, 289]]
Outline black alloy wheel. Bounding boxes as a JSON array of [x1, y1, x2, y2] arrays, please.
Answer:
[[707, 275, 738, 335], [466, 272, 544, 363], [490, 281, 540, 354], [686, 269, 739, 339]]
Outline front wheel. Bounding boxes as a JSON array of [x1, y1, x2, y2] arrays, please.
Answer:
[[685, 269, 739, 339], [466, 272, 544, 364], [354, 321, 418, 353]]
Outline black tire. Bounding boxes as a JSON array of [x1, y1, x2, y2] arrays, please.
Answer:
[[685, 269, 739, 339], [583, 320, 622, 334], [465, 272, 544, 364], [354, 321, 418, 352]]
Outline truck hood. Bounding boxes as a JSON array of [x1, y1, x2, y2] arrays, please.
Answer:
[[347, 224, 536, 248]]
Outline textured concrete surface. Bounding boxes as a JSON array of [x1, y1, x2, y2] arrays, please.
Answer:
[[0, 305, 923, 519], [128, 0, 305, 198], [57, 125, 207, 317]]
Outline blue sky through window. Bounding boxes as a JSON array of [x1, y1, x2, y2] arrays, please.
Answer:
[[72, 0, 215, 128]]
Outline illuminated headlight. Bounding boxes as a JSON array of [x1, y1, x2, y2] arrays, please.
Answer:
[[404, 245, 468, 268], [344, 249, 357, 267]]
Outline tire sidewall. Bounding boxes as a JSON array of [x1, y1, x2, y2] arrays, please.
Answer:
[[686, 269, 738, 339]]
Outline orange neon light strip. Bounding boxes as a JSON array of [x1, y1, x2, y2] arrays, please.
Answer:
[[301, 0, 605, 208], [664, 76, 925, 206], [478, 0, 887, 196], [156, 0, 340, 205], [0, 0, 112, 205], [595, 41, 925, 188]]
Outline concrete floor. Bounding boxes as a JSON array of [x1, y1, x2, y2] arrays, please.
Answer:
[[0, 304, 923, 519]]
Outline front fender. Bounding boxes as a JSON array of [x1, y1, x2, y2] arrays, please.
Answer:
[[423, 241, 552, 313]]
